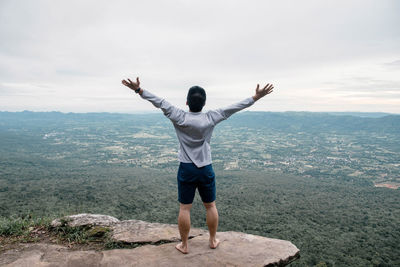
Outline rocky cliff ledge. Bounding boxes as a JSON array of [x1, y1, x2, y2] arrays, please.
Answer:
[[1, 213, 300, 267]]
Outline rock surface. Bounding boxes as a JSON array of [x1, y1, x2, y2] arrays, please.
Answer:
[[1, 213, 300, 266], [111, 219, 207, 243], [51, 213, 120, 227]]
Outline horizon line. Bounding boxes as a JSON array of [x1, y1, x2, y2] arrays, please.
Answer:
[[1, 110, 399, 116]]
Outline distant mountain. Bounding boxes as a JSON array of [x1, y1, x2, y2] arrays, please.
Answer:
[[326, 112, 395, 118], [227, 111, 400, 134], [1, 110, 399, 134]]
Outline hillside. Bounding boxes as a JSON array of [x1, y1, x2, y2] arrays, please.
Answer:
[[0, 111, 399, 266]]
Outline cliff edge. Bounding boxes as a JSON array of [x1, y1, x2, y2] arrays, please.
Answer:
[[1, 213, 300, 267]]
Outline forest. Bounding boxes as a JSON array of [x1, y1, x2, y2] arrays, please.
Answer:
[[0, 111, 399, 266]]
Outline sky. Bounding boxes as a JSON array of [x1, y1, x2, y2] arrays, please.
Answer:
[[1, 0, 399, 113]]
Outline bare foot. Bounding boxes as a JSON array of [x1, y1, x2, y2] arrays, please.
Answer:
[[175, 242, 188, 254], [209, 238, 220, 249]]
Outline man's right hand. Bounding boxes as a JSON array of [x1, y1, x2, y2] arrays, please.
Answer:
[[253, 83, 274, 101], [122, 77, 142, 93]]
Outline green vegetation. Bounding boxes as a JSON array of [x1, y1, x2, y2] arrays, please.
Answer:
[[0, 215, 53, 250], [0, 215, 142, 251], [53, 218, 110, 244], [0, 215, 51, 237], [0, 111, 399, 266]]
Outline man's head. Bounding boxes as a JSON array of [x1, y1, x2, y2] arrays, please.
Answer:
[[187, 86, 206, 112]]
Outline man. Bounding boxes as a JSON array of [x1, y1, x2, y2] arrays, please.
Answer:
[[122, 77, 273, 254]]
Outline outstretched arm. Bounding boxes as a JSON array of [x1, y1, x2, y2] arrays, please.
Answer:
[[207, 83, 274, 125], [122, 77, 185, 125]]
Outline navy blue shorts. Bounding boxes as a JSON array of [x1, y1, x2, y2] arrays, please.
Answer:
[[177, 162, 216, 204]]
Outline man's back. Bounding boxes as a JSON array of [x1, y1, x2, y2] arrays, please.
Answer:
[[172, 111, 214, 167]]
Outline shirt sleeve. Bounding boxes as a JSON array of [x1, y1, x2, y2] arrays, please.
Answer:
[[140, 89, 185, 125], [206, 97, 255, 125]]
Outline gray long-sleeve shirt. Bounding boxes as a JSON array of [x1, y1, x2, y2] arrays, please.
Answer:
[[140, 89, 255, 168]]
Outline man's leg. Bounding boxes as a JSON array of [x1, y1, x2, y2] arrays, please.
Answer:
[[176, 203, 192, 254], [203, 201, 220, 249]]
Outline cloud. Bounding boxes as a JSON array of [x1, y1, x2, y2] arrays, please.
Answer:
[[0, 0, 400, 112], [344, 92, 400, 99], [383, 59, 400, 69], [0, 82, 55, 96], [332, 78, 400, 93]]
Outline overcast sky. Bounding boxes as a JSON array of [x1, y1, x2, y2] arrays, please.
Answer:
[[1, 0, 399, 113]]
